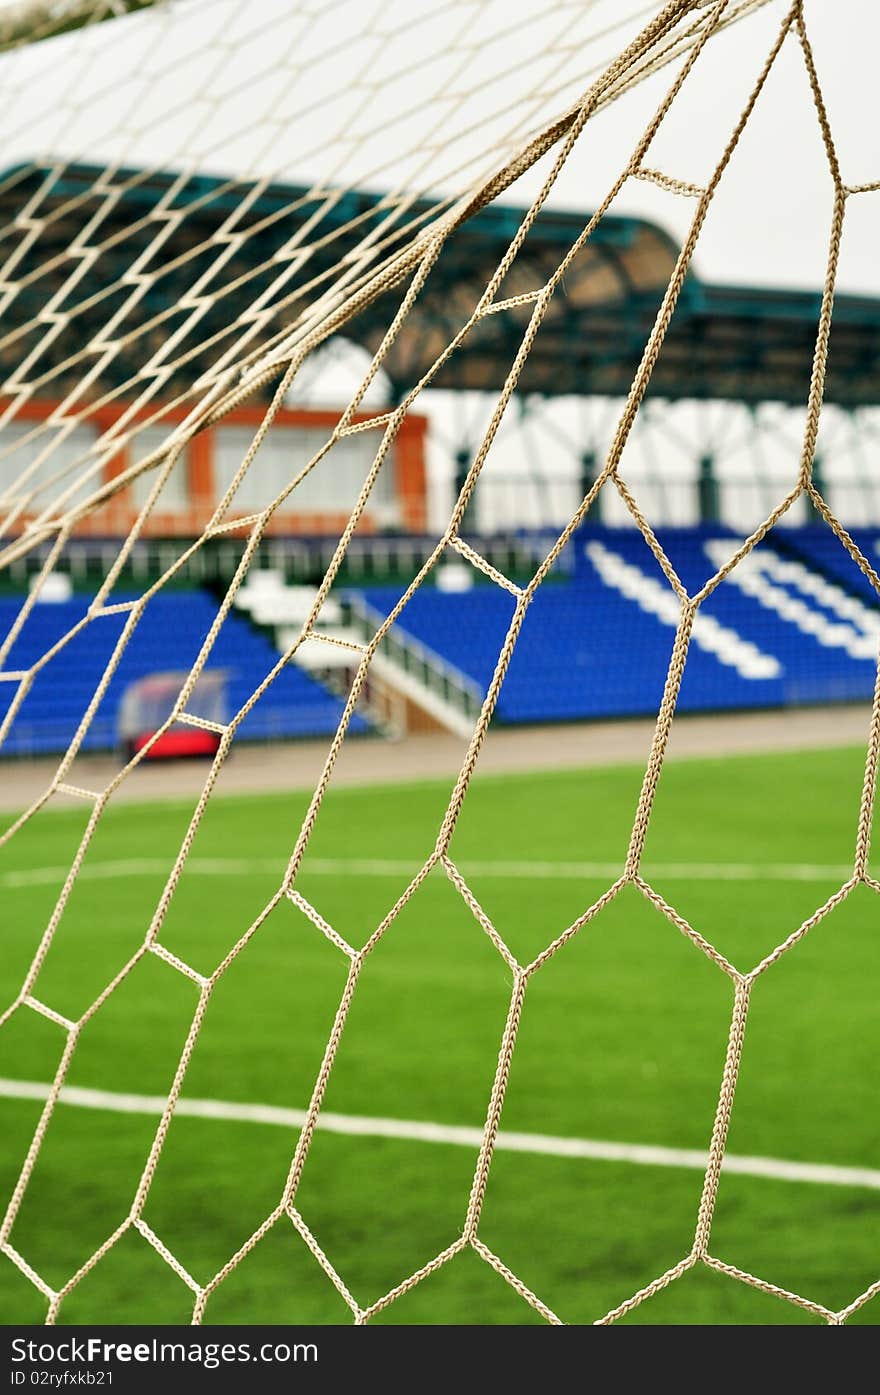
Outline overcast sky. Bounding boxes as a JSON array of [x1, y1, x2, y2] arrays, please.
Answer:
[[0, 0, 875, 296]]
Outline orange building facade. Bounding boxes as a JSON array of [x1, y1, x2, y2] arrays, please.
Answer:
[[5, 400, 429, 537]]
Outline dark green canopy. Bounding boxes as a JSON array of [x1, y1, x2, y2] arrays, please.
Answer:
[[1, 161, 876, 408]]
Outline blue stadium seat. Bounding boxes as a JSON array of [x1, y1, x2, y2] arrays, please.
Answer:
[[774, 524, 880, 606], [0, 589, 367, 756], [355, 523, 880, 724], [5, 525, 876, 755]]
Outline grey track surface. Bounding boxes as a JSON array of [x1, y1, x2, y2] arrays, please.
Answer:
[[0, 704, 871, 814]]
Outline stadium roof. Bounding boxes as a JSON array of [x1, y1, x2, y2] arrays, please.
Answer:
[[2, 161, 879, 409]]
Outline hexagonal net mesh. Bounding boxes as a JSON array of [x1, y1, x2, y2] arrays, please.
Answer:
[[0, 0, 878, 1326]]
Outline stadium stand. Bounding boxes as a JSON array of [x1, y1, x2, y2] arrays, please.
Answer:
[[3, 526, 878, 756], [0, 589, 366, 756], [358, 525, 880, 724], [776, 525, 880, 607]]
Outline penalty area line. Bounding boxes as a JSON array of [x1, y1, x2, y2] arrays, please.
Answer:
[[0, 1076, 878, 1192], [0, 856, 855, 888]]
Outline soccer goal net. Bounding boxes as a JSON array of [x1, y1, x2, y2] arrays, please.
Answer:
[[0, 0, 877, 1326]]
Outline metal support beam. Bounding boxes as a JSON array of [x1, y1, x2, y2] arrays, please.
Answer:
[[698, 453, 719, 524], [454, 447, 475, 531], [808, 453, 826, 521], [580, 450, 601, 521]]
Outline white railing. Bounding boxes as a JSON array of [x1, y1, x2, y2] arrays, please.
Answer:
[[345, 594, 482, 736]]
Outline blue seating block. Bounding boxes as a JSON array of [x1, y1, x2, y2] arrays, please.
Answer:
[[356, 524, 879, 724], [0, 589, 366, 756]]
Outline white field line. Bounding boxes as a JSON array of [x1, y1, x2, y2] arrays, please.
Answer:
[[0, 856, 855, 889], [1, 1076, 877, 1191]]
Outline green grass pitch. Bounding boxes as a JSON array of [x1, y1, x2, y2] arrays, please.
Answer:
[[1, 743, 879, 1325]]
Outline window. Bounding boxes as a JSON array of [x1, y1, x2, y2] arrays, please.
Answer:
[[129, 427, 190, 510], [0, 419, 100, 510], [213, 423, 395, 520]]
